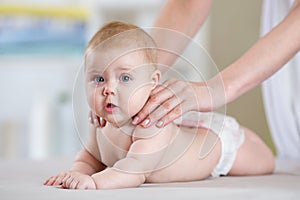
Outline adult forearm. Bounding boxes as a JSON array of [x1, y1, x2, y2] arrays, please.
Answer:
[[152, 0, 211, 68], [219, 3, 300, 105]]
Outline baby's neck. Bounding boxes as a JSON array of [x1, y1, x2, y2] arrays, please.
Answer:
[[106, 119, 136, 137], [108, 118, 133, 128]]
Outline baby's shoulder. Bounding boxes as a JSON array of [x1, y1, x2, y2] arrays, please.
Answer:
[[132, 125, 163, 141], [132, 123, 176, 142]]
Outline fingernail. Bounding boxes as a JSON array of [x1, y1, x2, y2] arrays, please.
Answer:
[[156, 120, 164, 128], [142, 118, 150, 127], [132, 117, 139, 125], [89, 117, 92, 123]]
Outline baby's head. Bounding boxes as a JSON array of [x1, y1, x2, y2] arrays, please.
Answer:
[[84, 21, 161, 127]]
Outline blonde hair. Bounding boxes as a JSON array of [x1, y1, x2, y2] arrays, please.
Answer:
[[85, 21, 157, 64]]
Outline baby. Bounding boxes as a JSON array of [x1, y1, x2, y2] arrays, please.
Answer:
[[44, 21, 274, 190]]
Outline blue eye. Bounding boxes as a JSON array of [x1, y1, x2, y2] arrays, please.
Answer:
[[120, 75, 131, 82], [94, 76, 104, 83]]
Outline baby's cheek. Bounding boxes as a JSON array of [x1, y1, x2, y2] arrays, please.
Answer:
[[86, 90, 101, 111], [85, 85, 93, 104], [85, 90, 94, 107], [127, 89, 151, 116]]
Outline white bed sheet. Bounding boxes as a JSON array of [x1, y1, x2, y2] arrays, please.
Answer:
[[0, 158, 299, 200]]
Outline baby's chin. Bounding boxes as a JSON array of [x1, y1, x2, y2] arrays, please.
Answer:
[[105, 114, 133, 127]]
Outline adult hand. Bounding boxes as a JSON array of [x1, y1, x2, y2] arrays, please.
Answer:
[[89, 111, 106, 128], [132, 78, 223, 128]]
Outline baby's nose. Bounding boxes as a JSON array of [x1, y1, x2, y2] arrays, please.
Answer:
[[102, 83, 116, 96]]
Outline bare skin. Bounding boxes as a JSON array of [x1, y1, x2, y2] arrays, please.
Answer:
[[131, 0, 300, 128], [44, 122, 274, 189], [44, 20, 275, 190]]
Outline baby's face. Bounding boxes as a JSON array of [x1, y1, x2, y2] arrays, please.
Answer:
[[85, 48, 158, 126]]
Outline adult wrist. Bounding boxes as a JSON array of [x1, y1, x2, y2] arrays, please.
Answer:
[[204, 75, 228, 110]]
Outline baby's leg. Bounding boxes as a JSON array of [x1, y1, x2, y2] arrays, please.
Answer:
[[228, 127, 275, 176]]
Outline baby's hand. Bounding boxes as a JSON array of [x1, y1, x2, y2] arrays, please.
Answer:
[[44, 171, 70, 187], [61, 171, 96, 190], [89, 111, 106, 128], [44, 171, 96, 190]]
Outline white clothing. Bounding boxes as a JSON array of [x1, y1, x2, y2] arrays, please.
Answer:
[[174, 111, 245, 177], [261, 0, 300, 159]]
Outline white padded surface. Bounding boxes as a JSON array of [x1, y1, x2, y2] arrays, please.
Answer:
[[0, 158, 299, 200]]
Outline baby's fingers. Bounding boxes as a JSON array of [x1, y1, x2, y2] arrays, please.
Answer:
[[52, 175, 65, 186], [69, 179, 79, 190], [44, 172, 69, 186], [44, 176, 60, 186], [43, 177, 52, 186], [89, 111, 107, 128], [91, 111, 100, 127], [62, 176, 76, 189]]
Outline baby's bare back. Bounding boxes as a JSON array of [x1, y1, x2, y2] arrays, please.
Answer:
[[97, 124, 221, 183], [144, 126, 221, 183]]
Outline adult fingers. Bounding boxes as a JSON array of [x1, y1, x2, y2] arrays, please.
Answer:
[[132, 84, 175, 126], [134, 80, 188, 127], [151, 78, 176, 94], [144, 95, 183, 128], [156, 104, 185, 127]]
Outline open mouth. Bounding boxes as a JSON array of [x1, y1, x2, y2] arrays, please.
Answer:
[[104, 103, 117, 113], [106, 103, 116, 108]]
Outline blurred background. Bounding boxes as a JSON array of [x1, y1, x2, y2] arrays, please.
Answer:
[[0, 0, 274, 160]]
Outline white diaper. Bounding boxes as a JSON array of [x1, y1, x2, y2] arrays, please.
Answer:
[[174, 111, 245, 177]]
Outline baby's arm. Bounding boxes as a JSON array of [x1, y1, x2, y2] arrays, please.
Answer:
[[91, 126, 171, 189], [44, 125, 106, 189], [70, 148, 105, 175], [91, 158, 146, 189], [44, 149, 105, 189]]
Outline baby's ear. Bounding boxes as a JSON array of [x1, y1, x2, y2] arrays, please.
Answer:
[[151, 69, 161, 89]]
